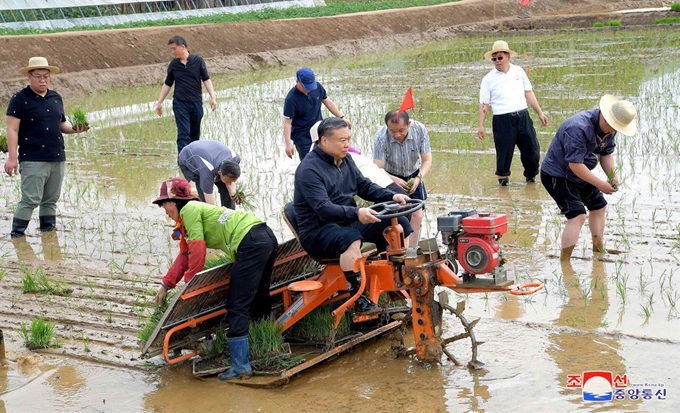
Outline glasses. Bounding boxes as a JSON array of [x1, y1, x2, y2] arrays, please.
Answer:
[[30, 73, 51, 81], [491, 55, 505, 62]]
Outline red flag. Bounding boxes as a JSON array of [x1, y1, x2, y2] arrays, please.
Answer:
[[397, 87, 414, 114], [521, 0, 531, 6]]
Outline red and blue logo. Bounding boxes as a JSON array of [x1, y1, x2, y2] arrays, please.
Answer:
[[582, 371, 613, 401]]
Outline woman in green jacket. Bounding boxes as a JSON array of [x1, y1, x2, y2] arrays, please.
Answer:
[[152, 177, 278, 380]]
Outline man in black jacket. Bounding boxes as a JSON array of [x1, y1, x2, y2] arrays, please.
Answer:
[[293, 117, 412, 312]]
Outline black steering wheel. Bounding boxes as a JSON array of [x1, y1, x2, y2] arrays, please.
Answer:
[[368, 199, 424, 219]]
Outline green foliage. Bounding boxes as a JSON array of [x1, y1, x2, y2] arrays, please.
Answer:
[[671, 3, 680, 12], [593, 21, 604, 28], [0, 0, 459, 36], [203, 254, 231, 270], [655, 17, 680, 24], [20, 317, 58, 349], [233, 184, 256, 211], [137, 289, 176, 342], [248, 318, 285, 359], [606, 20, 621, 27], [70, 108, 89, 129], [21, 266, 71, 296], [0, 134, 7, 153], [289, 304, 350, 342]]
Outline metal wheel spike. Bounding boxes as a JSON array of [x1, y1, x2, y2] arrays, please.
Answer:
[[454, 300, 466, 316], [441, 301, 482, 368]]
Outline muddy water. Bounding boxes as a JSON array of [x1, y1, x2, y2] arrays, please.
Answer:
[[1, 27, 680, 412]]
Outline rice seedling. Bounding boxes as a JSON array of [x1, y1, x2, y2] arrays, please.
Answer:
[[593, 22, 604, 28], [83, 335, 91, 353], [248, 318, 285, 360], [606, 20, 622, 27], [70, 107, 89, 129], [21, 266, 71, 296], [203, 253, 231, 269], [137, 289, 177, 342], [232, 184, 256, 211], [19, 317, 58, 350], [656, 17, 680, 24], [288, 304, 350, 343], [0, 134, 7, 153]]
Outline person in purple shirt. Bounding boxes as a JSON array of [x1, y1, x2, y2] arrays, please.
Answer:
[[540, 95, 637, 261], [178, 140, 241, 209], [156, 36, 217, 154]]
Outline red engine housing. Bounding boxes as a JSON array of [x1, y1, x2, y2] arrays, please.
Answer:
[[457, 214, 508, 275]]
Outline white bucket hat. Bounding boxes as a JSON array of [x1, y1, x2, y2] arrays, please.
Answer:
[[19, 57, 60, 75], [484, 40, 518, 60], [599, 95, 637, 136]]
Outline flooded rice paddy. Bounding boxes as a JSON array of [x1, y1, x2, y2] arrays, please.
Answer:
[[1, 27, 680, 412]]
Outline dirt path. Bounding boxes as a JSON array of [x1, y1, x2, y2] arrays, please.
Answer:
[[0, 0, 671, 100]]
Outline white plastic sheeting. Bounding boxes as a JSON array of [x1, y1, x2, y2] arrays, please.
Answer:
[[0, 0, 323, 30], [0, 0, 281, 11]]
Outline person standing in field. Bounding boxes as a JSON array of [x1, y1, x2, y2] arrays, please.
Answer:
[[541, 95, 636, 261], [156, 35, 217, 154], [477, 40, 548, 186], [178, 140, 242, 209], [373, 110, 432, 248], [4, 57, 89, 238], [283, 67, 350, 160]]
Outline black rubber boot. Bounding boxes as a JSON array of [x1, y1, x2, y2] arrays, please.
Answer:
[[10, 218, 30, 239], [345, 272, 381, 314], [39, 216, 56, 232]]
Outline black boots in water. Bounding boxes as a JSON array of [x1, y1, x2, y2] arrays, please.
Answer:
[[39, 216, 57, 232], [10, 218, 30, 238]]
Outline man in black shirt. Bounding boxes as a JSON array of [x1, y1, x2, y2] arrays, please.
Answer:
[[156, 36, 217, 153], [5, 57, 88, 238], [294, 117, 412, 313]]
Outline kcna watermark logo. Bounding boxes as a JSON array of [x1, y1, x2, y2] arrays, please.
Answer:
[[567, 371, 667, 402]]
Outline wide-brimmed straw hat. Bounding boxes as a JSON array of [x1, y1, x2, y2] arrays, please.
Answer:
[[484, 40, 518, 60], [152, 178, 199, 205], [599, 95, 637, 136], [19, 57, 60, 75]]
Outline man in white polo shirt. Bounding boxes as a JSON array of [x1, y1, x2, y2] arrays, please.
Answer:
[[477, 40, 548, 186]]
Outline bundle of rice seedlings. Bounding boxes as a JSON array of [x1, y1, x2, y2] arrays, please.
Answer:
[[20, 317, 58, 349], [138, 289, 177, 342], [248, 317, 285, 359], [232, 184, 256, 211], [288, 304, 350, 343], [0, 134, 7, 153], [70, 108, 89, 130], [21, 267, 71, 296], [203, 253, 230, 270]]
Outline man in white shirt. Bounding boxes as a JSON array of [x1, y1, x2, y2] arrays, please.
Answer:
[[477, 40, 548, 186]]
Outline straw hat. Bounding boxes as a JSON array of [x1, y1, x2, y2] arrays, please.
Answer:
[[152, 178, 199, 205], [599, 95, 637, 136], [19, 57, 60, 75], [484, 40, 518, 60]]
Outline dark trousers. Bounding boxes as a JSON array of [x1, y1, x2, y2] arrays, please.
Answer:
[[226, 224, 278, 337], [492, 109, 540, 178], [173, 99, 204, 153], [294, 138, 312, 161]]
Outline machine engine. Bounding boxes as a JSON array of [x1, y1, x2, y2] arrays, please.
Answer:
[[437, 209, 508, 279]]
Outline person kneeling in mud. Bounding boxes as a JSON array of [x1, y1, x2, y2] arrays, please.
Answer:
[[152, 177, 278, 380]]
